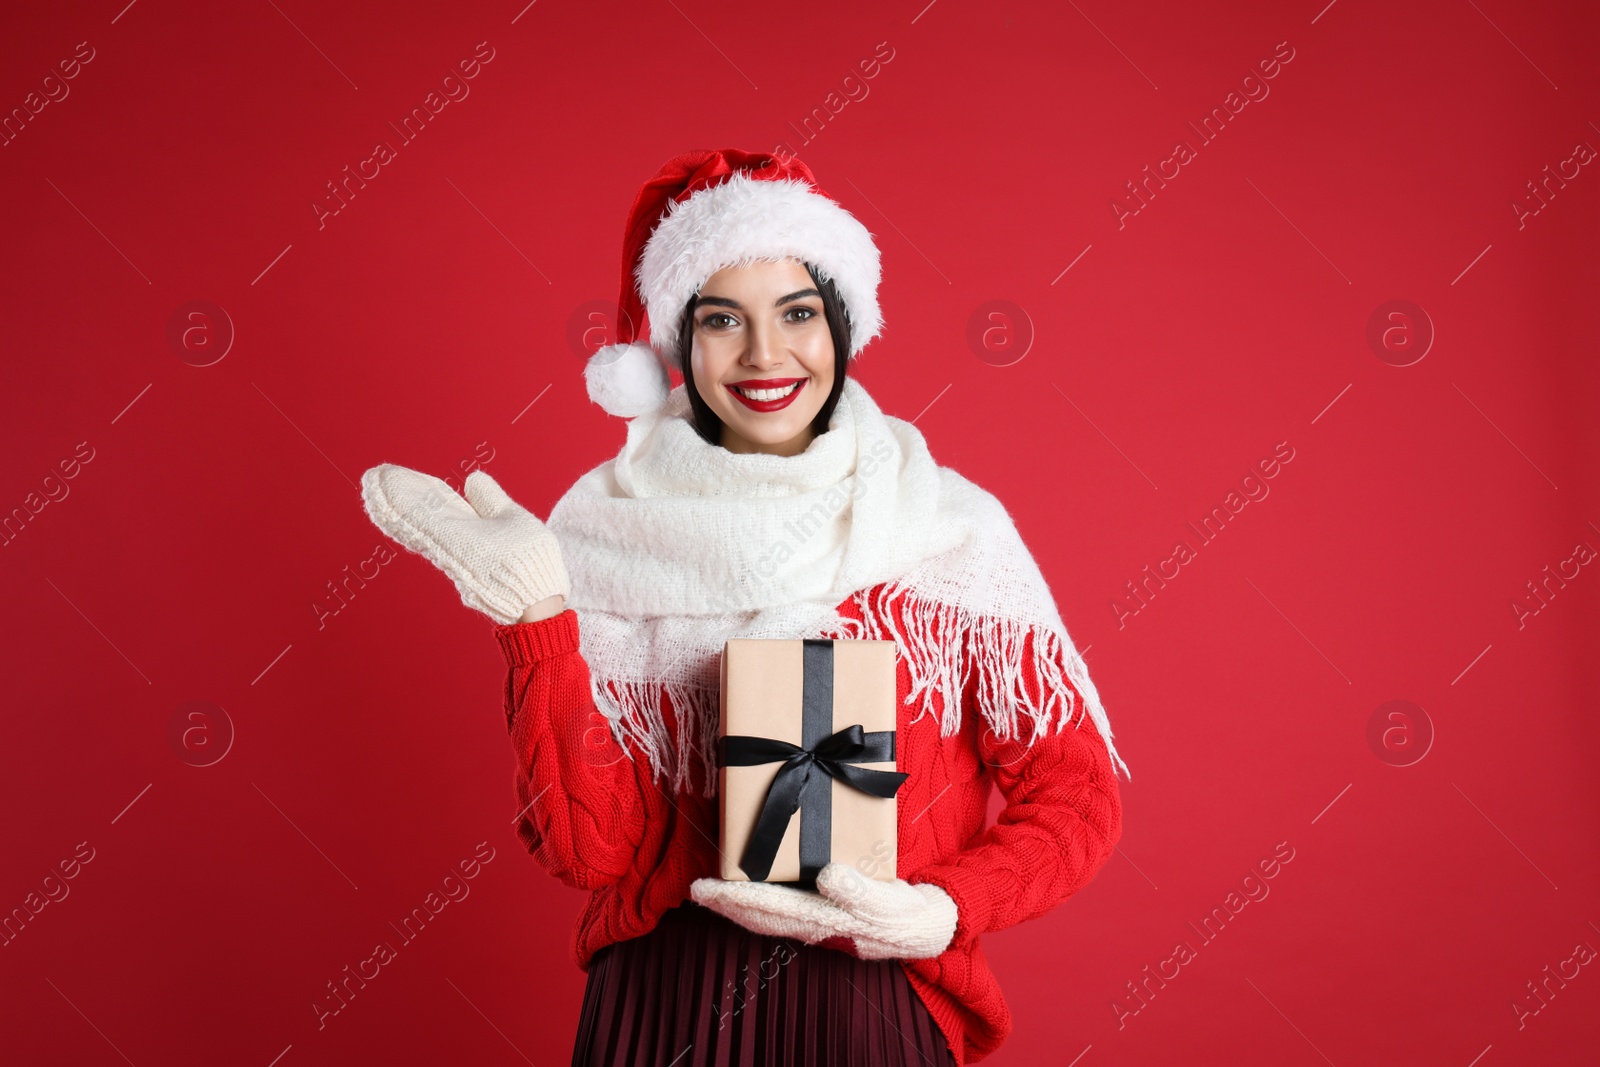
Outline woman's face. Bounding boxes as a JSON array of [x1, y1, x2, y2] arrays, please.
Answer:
[[689, 257, 836, 457]]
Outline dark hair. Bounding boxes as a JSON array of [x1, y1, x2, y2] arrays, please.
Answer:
[[677, 262, 852, 447]]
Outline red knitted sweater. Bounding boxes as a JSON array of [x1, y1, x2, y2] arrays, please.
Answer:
[[492, 581, 1124, 1063]]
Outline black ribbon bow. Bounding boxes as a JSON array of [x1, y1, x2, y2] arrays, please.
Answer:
[[720, 726, 909, 883]]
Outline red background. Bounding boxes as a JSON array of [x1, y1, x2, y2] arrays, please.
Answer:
[[2, 0, 1597, 1063]]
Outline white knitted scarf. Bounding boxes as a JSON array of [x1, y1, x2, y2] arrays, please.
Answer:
[[545, 376, 1130, 798]]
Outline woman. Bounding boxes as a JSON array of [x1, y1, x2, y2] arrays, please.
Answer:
[[360, 149, 1130, 1065]]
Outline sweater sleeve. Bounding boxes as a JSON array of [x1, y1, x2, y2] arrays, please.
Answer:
[[493, 609, 648, 891], [906, 624, 1124, 953]]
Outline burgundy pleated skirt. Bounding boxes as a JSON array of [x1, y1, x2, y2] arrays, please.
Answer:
[[571, 900, 956, 1066]]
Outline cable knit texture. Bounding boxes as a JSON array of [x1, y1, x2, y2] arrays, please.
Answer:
[[494, 581, 1124, 1064]]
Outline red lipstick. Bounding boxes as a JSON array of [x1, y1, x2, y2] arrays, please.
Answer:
[[725, 376, 807, 413]]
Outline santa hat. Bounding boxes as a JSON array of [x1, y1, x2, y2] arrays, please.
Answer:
[[584, 148, 884, 418]]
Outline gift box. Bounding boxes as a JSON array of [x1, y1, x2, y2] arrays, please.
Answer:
[[718, 637, 907, 887]]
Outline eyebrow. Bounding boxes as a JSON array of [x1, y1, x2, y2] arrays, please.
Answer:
[[696, 288, 821, 311]]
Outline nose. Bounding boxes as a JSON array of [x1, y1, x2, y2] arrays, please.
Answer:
[[741, 318, 785, 370]]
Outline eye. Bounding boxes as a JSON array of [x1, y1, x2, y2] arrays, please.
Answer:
[[785, 306, 818, 323], [699, 312, 737, 330]]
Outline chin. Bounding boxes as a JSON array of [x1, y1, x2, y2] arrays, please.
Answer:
[[731, 417, 804, 442], [722, 405, 821, 445]]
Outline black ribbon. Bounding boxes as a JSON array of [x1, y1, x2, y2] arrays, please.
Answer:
[[719, 639, 908, 884]]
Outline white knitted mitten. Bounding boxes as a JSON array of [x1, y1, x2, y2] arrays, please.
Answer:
[[360, 465, 570, 625], [689, 862, 957, 960]]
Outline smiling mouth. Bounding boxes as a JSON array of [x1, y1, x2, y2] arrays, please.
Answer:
[[726, 377, 807, 412]]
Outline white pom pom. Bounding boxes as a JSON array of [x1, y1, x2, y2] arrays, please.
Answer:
[[584, 342, 670, 418]]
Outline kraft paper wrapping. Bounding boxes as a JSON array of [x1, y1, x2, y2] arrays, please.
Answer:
[[718, 638, 902, 885]]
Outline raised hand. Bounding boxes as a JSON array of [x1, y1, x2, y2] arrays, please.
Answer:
[[360, 465, 570, 625]]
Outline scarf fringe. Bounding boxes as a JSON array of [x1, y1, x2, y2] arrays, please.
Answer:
[[585, 588, 1128, 801], [851, 581, 1130, 781], [586, 674, 718, 799]]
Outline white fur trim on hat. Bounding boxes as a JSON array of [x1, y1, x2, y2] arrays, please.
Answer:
[[584, 342, 670, 418], [637, 174, 883, 359]]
